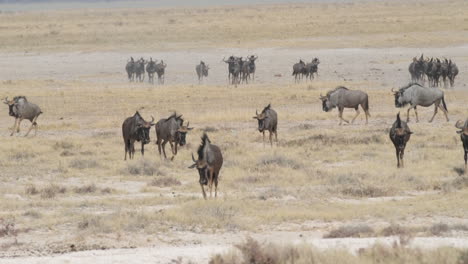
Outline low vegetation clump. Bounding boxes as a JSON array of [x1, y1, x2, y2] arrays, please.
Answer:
[[69, 159, 99, 169], [40, 184, 67, 199], [324, 224, 374, 238], [258, 154, 302, 169], [209, 237, 467, 264], [149, 177, 181, 187], [73, 184, 97, 194], [124, 159, 164, 176]]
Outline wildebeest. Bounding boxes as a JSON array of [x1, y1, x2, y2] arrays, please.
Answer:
[[125, 57, 135, 82], [135, 57, 146, 82], [240, 59, 251, 84], [292, 59, 305, 83], [253, 104, 278, 146], [304, 57, 320, 81], [448, 60, 459, 88], [389, 113, 412, 168], [146, 58, 157, 84], [223, 56, 236, 83], [189, 133, 223, 199], [122, 111, 155, 160], [155, 60, 167, 84], [319, 86, 370, 125], [392, 83, 448, 123], [248, 55, 258, 81], [195, 61, 209, 83], [155, 113, 193, 160], [408, 55, 424, 84], [455, 119, 468, 174], [3, 96, 42, 137]]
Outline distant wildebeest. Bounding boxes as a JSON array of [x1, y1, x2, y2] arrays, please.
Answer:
[[292, 59, 305, 83], [389, 113, 412, 168], [189, 133, 223, 199], [223, 56, 237, 83], [392, 83, 448, 123], [3, 96, 42, 137], [230, 57, 242, 86], [155, 60, 167, 84], [122, 111, 155, 160], [134, 57, 146, 82], [196, 61, 209, 83], [126, 57, 136, 82], [448, 60, 458, 88], [248, 55, 258, 81], [253, 104, 278, 146], [304, 57, 320, 81], [146, 58, 157, 84], [155, 113, 193, 160], [320, 86, 370, 125], [240, 59, 251, 84], [429, 58, 442, 87], [455, 119, 468, 174], [408, 55, 424, 84]]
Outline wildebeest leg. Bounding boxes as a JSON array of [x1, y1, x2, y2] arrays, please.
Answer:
[[406, 106, 412, 123], [351, 107, 360, 124], [414, 107, 419, 123], [169, 141, 177, 161], [439, 104, 449, 122], [156, 139, 162, 158], [10, 118, 18, 136], [395, 148, 400, 168], [200, 184, 207, 200], [338, 107, 349, 125], [16, 119, 23, 133], [25, 116, 39, 137], [124, 140, 128, 161], [464, 149, 467, 174], [429, 103, 439, 123], [214, 175, 218, 198], [208, 168, 214, 198], [400, 148, 405, 168], [262, 131, 265, 147], [269, 131, 273, 147], [141, 141, 145, 156], [161, 140, 168, 159], [275, 130, 278, 145]]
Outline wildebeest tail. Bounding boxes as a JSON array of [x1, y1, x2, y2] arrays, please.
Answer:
[[363, 96, 371, 117], [396, 113, 401, 128], [442, 96, 448, 112]]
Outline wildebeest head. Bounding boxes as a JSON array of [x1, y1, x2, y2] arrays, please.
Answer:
[[319, 94, 334, 112], [135, 113, 155, 144], [312, 57, 320, 65], [253, 110, 267, 132], [3, 97, 17, 117], [456, 120, 468, 135], [175, 121, 193, 146], [188, 134, 211, 185], [392, 87, 410, 108], [394, 113, 412, 149]]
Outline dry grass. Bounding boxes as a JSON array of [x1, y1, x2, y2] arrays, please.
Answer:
[[324, 224, 374, 238]]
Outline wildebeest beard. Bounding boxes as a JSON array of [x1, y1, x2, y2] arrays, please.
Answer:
[[198, 166, 208, 185], [175, 131, 187, 146], [322, 99, 334, 112], [257, 118, 266, 132], [137, 126, 151, 144], [8, 104, 16, 117], [394, 93, 409, 108]]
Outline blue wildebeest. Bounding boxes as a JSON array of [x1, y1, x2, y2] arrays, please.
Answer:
[[155, 113, 193, 160], [408, 55, 424, 84], [146, 58, 157, 84], [125, 57, 136, 82], [240, 58, 251, 84], [196, 61, 209, 83], [455, 119, 468, 174], [4, 96, 42, 137], [134, 57, 146, 82], [223, 56, 236, 83], [253, 104, 278, 146], [292, 59, 305, 83], [122, 111, 155, 160], [320, 86, 370, 125], [448, 60, 458, 88], [189, 133, 223, 199], [392, 83, 448, 123], [389, 113, 412, 168], [304, 57, 320, 81], [248, 55, 258, 81], [155, 60, 167, 84]]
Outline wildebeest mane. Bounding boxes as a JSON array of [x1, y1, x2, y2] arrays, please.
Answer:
[[13, 96, 27, 102], [326, 86, 348, 97], [261, 104, 271, 114], [399, 82, 422, 92], [165, 112, 184, 123], [197, 133, 211, 160]]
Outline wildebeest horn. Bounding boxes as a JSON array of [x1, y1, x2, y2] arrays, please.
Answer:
[[3, 97, 8, 104], [192, 153, 196, 162], [150, 115, 155, 124], [256, 110, 258, 115]]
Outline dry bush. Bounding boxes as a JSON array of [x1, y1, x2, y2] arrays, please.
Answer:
[[0, 219, 17, 238], [73, 184, 97, 194], [204, 126, 218, 132], [429, 223, 449, 236], [69, 159, 99, 169], [9, 151, 36, 161], [328, 174, 393, 198], [25, 185, 39, 195], [258, 154, 302, 169], [341, 185, 390, 198], [380, 223, 410, 237], [23, 210, 42, 219], [124, 159, 164, 176], [442, 176, 468, 192], [60, 150, 75, 157], [324, 224, 374, 238], [53, 141, 75, 150], [40, 184, 67, 199], [149, 177, 181, 187]]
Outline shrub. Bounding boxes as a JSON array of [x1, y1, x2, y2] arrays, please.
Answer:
[[69, 159, 99, 169], [149, 177, 181, 187], [125, 159, 164, 176], [324, 224, 374, 238]]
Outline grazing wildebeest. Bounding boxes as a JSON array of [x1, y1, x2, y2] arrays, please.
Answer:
[[253, 104, 278, 146], [248, 55, 258, 81], [155, 60, 166, 84], [304, 57, 320, 81], [392, 83, 448, 123], [448, 60, 458, 88], [196, 61, 209, 83], [155, 113, 193, 160], [125, 57, 136, 82], [146, 58, 157, 84], [319, 86, 370, 125], [189, 133, 223, 199], [122, 111, 155, 160], [292, 60, 305, 83], [3, 96, 42, 137], [408, 55, 424, 83], [389, 113, 412, 168], [134, 57, 146, 82], [455, 119, 468, 174]]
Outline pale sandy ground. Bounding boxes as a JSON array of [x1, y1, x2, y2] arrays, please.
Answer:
[[0, 46, 467, 263]]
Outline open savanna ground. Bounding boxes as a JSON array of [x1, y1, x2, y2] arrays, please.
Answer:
[[0, 0, 468, 263]]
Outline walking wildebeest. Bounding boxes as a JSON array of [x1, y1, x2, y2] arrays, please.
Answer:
[[240, 59, 251, 84], [248, 55, 258, 81], [155, 113, 193, 160], [455, 119, 468, 174], [135, 57, 146, 82], [304, 58, 320, 81], [196, 61, 209, 83], [126, 57, 136, 82], [408, 55, 424, 84], [319, 86, 370, 125], [448, 60, 458, 88], [122, 111, 155, 160], [4, 96, 42, 137], [189, 133, 223, 199], [292, 60, 305, 83], [223, 56, 236, 83], [253, 104, 278, 146], [146, 58, 157, 84], [392, 83, 448, 123], [230, 57, 242, 86], [389, 113, 412, 168], [155, 60, 166, 84]]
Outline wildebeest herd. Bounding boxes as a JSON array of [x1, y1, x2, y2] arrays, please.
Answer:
[[3, 55, 466, 199], [409, 54, 459, 88]]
